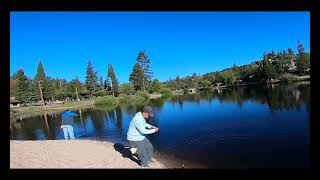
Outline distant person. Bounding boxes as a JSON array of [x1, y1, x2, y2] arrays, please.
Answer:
[[127, 106, 159, 167], [61, 109, 78, 140]]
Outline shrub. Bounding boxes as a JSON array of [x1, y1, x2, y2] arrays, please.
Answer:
[[135, 91, 150, 99], [93, 90, 106, 97], [160, 88, 172, 98], [117, 93, 149, 105], [279, 73, 298, 83], [94, 96, 119, 106]]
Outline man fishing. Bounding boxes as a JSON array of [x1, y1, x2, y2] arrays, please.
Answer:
[[127, 106, 159, 167], [61, 109, 78, 140]]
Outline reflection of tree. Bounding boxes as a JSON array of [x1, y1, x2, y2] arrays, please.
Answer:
[[41, 112, 53, 140], [115, 107, 123, 129], [90, 110, 105, 130], [150, 98, 165, 110], [122, 104, 137, 116], [199, 83, 310, 112], [19, 119, 37, 140]]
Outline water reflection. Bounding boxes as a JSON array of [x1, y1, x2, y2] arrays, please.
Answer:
[[11, 83, 309, 140], [10, 83, 309, 168]]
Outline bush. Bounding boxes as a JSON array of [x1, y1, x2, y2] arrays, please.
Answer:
[[117, 93, 149, 105], [94, 96, 119, 106], [93, 90, 106, 97], [135, 91, 150, 99], [279, 73, 299, 83], [160, 88, 172, 98], [119, 83, 135, 95], [117, 94, 132, 104]]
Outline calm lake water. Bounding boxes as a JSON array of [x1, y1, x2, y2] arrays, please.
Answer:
[[10, 82, 310, 168]]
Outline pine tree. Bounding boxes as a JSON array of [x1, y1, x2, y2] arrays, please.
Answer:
[[35, 61, 46, 81], [85, 60, 98, 97], [34, 61, 52, 101], [10, 76, 17, 97], [99, 76, 104, 90], [15, 69, 29, 104], [136, 50, 153, 91], [28, 80, 39, 102], [275, 50, 287, 74], [151, 79, 162, 93], [107, 63, 119, 97], [129, 63, 144, 91], [296, 40, 310, 75], [104, 77, 111, 94], [262, 52, 278, 81]]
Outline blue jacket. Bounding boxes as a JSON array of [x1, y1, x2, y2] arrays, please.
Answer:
[[127, 112, 156, 141], [61, 111, 78, 125]]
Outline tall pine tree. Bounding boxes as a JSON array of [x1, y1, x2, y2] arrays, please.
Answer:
[[107, 63, 119, 97], [104, 77, 111, 95], [296, 40, 310, 75], [136, 50, 153, 91], [34, 61, 52, 101], [15, 69, 29, 104], [99, 76, 104, 90], [262, 52, 278, 81], [129, 63, 144, 91], [85, 60, 98, 98]]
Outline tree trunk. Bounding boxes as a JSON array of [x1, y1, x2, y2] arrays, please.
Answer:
[[75, 87, 80, 101], [38, 81, 45, 106]]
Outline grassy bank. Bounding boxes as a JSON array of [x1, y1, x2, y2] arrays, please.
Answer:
[[94, 91, 150, 107], [10, 100, 95, 119]]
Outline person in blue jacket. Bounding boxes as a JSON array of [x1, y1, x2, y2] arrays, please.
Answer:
[[61, 109, 78, 140], [127, 106, 159, 167]]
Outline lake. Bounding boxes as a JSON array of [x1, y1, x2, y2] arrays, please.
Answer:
[[10, 82, 310, 168]]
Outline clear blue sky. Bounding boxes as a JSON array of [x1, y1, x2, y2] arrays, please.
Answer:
[[10, 12, 310, 83]]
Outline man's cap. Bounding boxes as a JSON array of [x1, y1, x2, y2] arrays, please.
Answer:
[[143, 106, 154, 117]]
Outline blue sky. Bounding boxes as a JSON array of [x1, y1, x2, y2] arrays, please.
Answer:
[[10, 12, 310, 83]]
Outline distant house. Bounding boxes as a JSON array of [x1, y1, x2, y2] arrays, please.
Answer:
[[10, 97, 21, 108]]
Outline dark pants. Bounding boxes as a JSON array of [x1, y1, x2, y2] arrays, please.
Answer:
[[129, 138, 153, 166]]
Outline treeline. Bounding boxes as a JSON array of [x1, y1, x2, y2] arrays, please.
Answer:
[[10, 50, 170, 105], [164, 40, 310, 90], [10, 41, 310, 105]]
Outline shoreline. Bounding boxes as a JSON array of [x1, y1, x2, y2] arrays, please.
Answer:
[[10, 140, 168, 169], [10, 139, 206, 169]]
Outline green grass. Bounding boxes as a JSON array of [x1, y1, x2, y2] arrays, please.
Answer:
[[11, 100, 95, 117], [94, 96, 119, 106]]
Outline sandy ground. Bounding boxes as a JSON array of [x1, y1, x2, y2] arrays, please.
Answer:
[[10, 140, 166, 169]]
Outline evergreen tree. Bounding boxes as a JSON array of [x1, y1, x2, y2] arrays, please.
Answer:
[[15, 69, 29, 104], [85, 60, 98, 97], [34, 61, 53, 101], [136, 50, 153, 91], [296, 40, 310, 75], [99, 76, 104, 90], [120, 83, 135, 95], [275, 50, 288, 74], [28, 80, 39, 102], [262, 52, 278, 80], [151, 79, 162, 93], [107, 63, 119, 96], [34, 61, 46, 81], [10, 76, 17, 97], [129, 63, 144, 91], [104, 77, 112, 94]]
